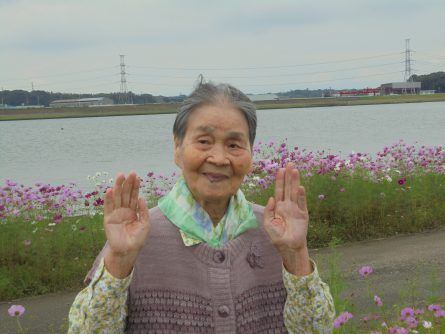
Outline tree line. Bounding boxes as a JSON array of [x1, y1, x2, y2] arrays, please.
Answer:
[[410, 71, 445, 92], [0, 91, 186, 107], [1, 71, 444, 107]]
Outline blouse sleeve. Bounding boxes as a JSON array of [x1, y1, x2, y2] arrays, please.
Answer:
[[282, 260, 335, 333], [68, 258, 132, 334]]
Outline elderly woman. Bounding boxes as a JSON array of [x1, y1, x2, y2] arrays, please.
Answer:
[[68, 81, 335, 333]]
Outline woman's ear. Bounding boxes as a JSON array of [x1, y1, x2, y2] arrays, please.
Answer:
[[173, 136, 183, 169]]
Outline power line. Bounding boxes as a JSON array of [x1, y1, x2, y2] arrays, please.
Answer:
[[129, 70, 405, 88], [129, 61, 403, 80], [3, 65, 119, 83], [131, 52, 403, 71]]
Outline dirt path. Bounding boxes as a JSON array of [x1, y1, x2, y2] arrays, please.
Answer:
[[1, 228, 444, 333]]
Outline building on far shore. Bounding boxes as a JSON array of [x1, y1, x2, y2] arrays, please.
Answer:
[[379, 82, 421, 95], [49, 97, 114, 108], [419, 90, 436, 95], [246, 93, 279, 102]]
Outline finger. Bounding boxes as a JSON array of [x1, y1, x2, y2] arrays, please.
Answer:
[[297, 186, 308, 212], [113, 173, 125, 209], [284, 163, 294, 200], [104, 188, 114, 216], [129, 176, 140, 210], [122, 172, 135, 207], [138, 197, 150, 225], [263, 197, 275, 224], [274, 168, 285, 202], [290, 168, 300, 203]]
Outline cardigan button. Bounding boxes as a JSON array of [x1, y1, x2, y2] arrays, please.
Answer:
[[213, 250, 226, 263], [217, 305, 230, 318]]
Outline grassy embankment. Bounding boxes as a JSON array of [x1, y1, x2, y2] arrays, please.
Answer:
[[1, 93, 445, 121], [1, 170, 444, 300]]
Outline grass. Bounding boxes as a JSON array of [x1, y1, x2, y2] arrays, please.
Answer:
[[0, 215, 105, 300], [324, 242, 445, 333], [1, 93, 445, 121], [1, 170, 444, 301], [244, 170, 445, 246]]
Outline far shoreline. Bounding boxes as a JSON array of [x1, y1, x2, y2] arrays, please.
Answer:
[[1, 93, 445, 121]]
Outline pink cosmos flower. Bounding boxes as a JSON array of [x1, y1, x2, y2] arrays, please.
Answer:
[[361, 315, 370, 322], [318, 194, 325, 200], [53, 214, 62, 225], [404, 316, 418, 329], [358, 265, 373, 277], [428, 304, 441, 311], [400, 307, 415, 320], [339, 187, 345, 192], [435, 309, 445, 318], [374, 295, 383, 307], [398, 178, 407, 185], [333, 311, 353, 328], [8, 305, 25, 317], [389, 327, 409, 334]]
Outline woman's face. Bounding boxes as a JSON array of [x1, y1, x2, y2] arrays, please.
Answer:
[[174, 103, 252, 206]]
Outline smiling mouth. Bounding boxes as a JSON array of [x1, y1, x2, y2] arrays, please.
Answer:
[[203, 173, 229, 183]]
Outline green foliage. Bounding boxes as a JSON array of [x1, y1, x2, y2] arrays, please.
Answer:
[[411, 71, 445, 93], [1, 170, 444, 300], [272, 170, 444, 248], [0, 215, 105, 300]]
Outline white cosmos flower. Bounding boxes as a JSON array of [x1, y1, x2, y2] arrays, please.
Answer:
[[423, 320, 432, 328]]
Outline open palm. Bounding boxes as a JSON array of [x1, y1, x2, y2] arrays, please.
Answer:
[[104, 172, 150, 257], [264, 163, 309, 253]]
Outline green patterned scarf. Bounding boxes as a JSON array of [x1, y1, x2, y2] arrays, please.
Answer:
[[158, 176, 257, 247]]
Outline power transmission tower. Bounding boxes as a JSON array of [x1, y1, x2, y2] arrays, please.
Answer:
[[403, 38, 415, 94], [118, 55, 132, 104]]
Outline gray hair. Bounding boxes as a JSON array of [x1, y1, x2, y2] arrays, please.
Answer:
[[173, 79, 257, 146]]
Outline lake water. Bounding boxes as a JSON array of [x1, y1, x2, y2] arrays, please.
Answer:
[[1, 101, 444, 190]]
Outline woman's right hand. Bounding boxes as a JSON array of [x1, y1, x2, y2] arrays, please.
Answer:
[[103, 171, 150, 278]]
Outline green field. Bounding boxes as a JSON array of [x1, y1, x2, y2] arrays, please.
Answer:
[[1, 93, 445, 121]]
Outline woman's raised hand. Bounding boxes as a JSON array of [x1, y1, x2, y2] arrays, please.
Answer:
[[103, 172, 150, 278], [263, 163, 312, 276]]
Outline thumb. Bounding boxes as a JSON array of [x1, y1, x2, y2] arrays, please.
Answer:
[[138, 197, 150, 227]]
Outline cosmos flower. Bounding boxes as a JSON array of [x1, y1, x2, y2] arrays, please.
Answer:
[[8, 305, 25, 317], [333, 311, 353, 328], [358, 265, 373, 278], [374, 295, 383, 307]]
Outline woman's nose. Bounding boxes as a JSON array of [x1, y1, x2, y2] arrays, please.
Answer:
[[207, 145, 229, 165]]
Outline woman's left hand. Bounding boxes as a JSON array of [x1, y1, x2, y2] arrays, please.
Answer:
[[264, 163, 312, 276]]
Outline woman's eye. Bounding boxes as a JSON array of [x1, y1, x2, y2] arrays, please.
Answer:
[[198, 139, 209, 145], [229, 143, 241, 149]]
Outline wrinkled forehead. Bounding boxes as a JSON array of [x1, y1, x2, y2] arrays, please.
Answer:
[[186, 103, 249, 135]]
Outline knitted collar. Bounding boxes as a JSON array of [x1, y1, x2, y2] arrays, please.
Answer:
[[158, 176, 257, 247]]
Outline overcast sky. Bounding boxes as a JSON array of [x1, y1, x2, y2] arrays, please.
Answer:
[[1, 0, 444, 96]]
